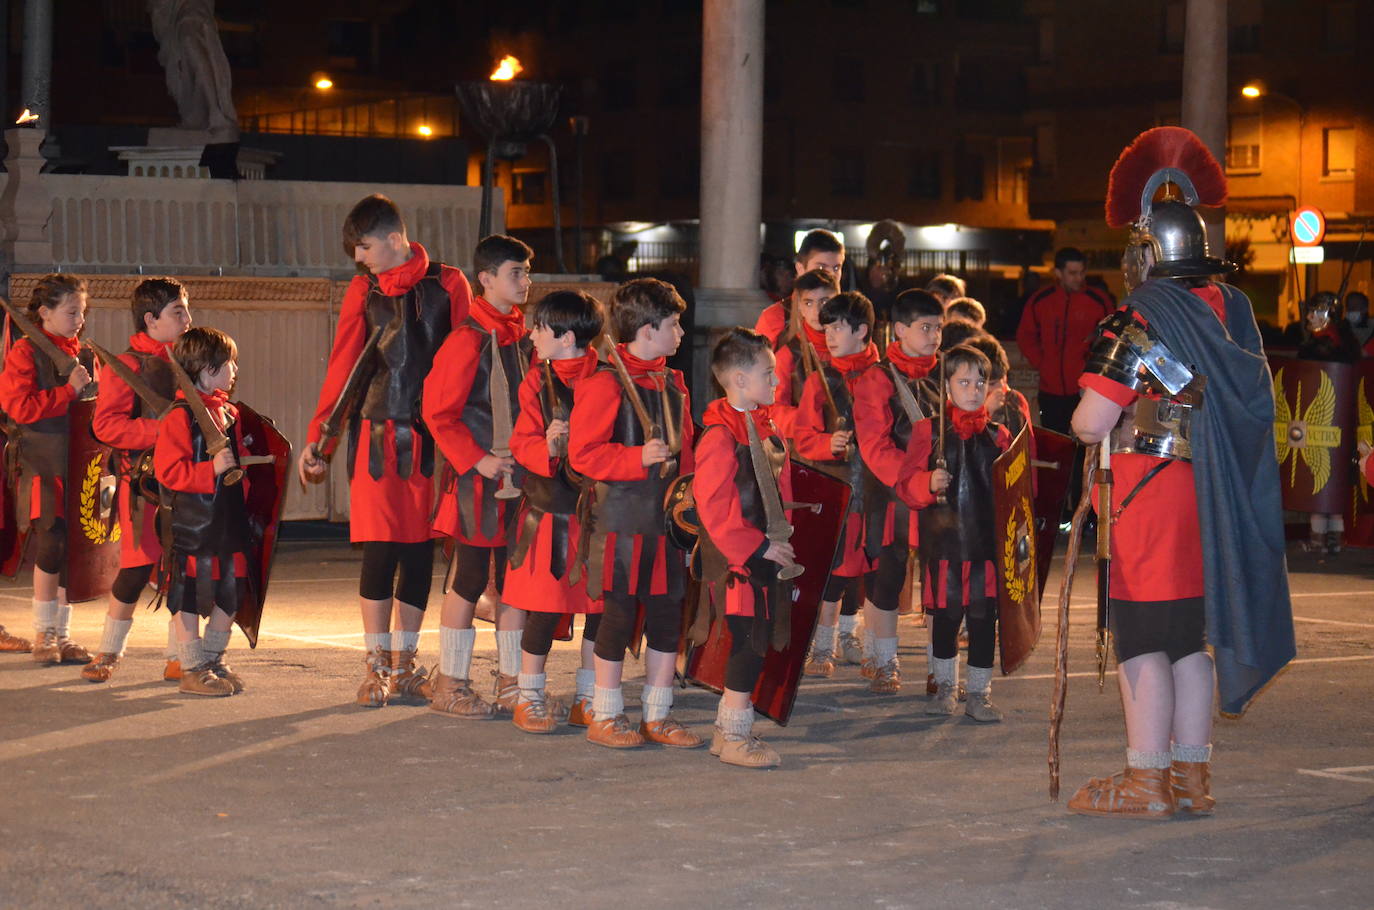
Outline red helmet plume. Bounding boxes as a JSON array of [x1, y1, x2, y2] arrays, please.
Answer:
[[1105, 126, 1228, 228]]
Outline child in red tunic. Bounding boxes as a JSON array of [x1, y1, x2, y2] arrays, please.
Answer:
[[84, 278, 192, 682], [792, 292, 888, 687], [567, 278, 701, 750], [506, 290, 605, 734], [896, 345, 1012, 723], [0, 275, 96, 665], [694, 328, 800, 768], [155, 328, 252, 697], [298, 195, 471, 708], [424, 234, 534, 718], [852, 289, 945, 689], [771, 268, 840, 407], [754, 229, 846, 346]]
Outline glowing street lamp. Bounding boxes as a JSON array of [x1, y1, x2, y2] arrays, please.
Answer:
[[417, 124, 433, 137], [490, 55, 523, 81], [314, 74, 334, 91]]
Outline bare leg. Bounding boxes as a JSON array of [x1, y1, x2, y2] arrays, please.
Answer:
[[360, 597, 393, 634], [594, 654, 623, 690], [106, 597, 137, 622], [393, 600, 424, 633], [864, 600, 899, 641], [439, 591, 477, 629], [1170, 651, 1215, 747], [33, 567, 59, 602], [1117, 651, 1174, 754], [643, 647, 676, 688]]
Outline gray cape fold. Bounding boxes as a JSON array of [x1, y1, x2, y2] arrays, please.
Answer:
[[1124, 278, 1295, 715]]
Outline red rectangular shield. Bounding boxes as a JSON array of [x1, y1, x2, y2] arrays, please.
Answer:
[[64, 398, 121, 603], [1269, 356, 1358, 514], [995, 426, 1040, 675], [232, 402, 292, 648]]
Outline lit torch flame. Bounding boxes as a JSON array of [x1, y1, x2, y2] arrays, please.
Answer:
[[490, 55, 523, 81], [15, 108, 38, 125]]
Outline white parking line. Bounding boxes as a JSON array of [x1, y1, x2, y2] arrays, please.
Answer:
[[1297, 765, 1374, 784]]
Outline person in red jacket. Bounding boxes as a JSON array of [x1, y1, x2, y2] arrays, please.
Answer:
[[82, 279, 192, 682], [754, 230, 845, 346], [297, 195, 472, 708], [568, 278, 700, 750], [155, 328, 252, 697], [1014, 247, 1114, 434], [693, 328, 799, 768], [772, 268, 840, 406], [506, 290, 605, 734], [0, 274, 96, 665], [424, 234, 533, 719], [895, 345, 1012, 723], [852, 289, 945, 688], [792, 292, 889, 688]]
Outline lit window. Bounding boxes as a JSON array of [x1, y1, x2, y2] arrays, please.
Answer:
[[1226, 114, 1262, 173], [1324, 127, 1355, 177]]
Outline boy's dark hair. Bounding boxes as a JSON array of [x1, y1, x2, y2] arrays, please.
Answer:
[[341, 194, 405, 257], [174, 327, 238, 381], [819, 290, 874, 339], [28, 273, 87, 321], [793, 267, 841, 296], [891, 288, 945, 324], [131, 277, 186, 334], [796, 229, 844, 264], [609, 277, 686, 342], [710, 327, 770, 382], [474, 233, 534, 278], [1054, 247, 1085, 271], [940, 317, 988, 351], [965, 335, 1009, 382], [945, 297, 986, 326], [925, 273, 966, 299], [943, 343, 992, 381], [530, 289, 604, 349]]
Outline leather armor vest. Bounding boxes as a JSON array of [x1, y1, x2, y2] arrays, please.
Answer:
[[124, 352, 176, 424], [862, 361, 938, 556], [592, 366, 686, 536], [520, 365, 580, 517], [916, 419, 1003, 564], [161, 403, 248, 557], [818, 363, 866, 514], [359, 262, 452, 421]]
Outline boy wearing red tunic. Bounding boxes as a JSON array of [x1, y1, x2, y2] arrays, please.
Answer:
[[852, 289, 945, 687], [754, 230, 845, 347], [896, 345, 1012, 723], [424, 234, 534, 718], [791, 292, 887, 687], [567, 278, 701, 749], [505, 290, 605, 734], [693, 328, 800, 768], [298, 195, 472, 707], [772, 268, 840, 407], [84, 278, 192, 682]]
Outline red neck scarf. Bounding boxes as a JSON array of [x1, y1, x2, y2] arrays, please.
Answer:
[[548, 347, 599, 385], [617, 343, 666, 376], [800, 320, 828, 353], [702, 398, 777, 445], [128, 332, 171, 358], [41, 329, 81, 360], [830, 342, 879, 377], [471, 295, 526, 345], [886, 342, 936, 379], [949, 404, 990, 439], [375, 242, 431, 296]]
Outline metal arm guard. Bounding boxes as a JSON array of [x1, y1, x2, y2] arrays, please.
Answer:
[[1084, 309, 1206, 462]]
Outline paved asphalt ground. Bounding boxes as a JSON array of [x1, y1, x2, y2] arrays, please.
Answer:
[[2, 528, 1371, 909]]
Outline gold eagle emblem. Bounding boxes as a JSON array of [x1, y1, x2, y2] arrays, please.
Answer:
[[1273, 367, 1342, 495]]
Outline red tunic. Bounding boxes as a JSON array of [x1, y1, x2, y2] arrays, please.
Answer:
[[154, 389, 249, 578], [1075, 286, 1224, 602], [305, 242, 471, 543], [754, 301, 788, 347], [792, 343, 879, 578], [693, 399, 794, 617], [92, 333, 170, 568], [773, 321, 831, 407], [896, 408, 1011, 609], [503, 348, 602, 614], [426, 296, 529, 547], [0, 332, 84, 519], [567, 346, 694, 597], [853, 343, 937, 550]]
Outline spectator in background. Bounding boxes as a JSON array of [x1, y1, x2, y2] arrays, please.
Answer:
[[1014, 247, 1114, 436], [1345, 291, 1373, 355]]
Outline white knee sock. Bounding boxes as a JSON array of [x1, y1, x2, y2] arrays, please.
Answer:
[[177, 639, 204, 669], [439, 627, 475, 679], [496, 629, 522, 676], [363, 631, 392, 654], [394, 629, 420, 653], [965, 664, 992, 697], [716, 703, 753, 739], [517, 672, 546, 703], [873, 636, 899, 665], [812, 624, 837, 653], [32, 599, 58, 635], [166, 619, 179, 660], [837, 614, 858, 635], [592, 684, 624, 722], [98, 617, 133, 657], [203, 627, 231, 659], [575, 668, 596, 701], [1126, 749, 1172, 770], [1171, 743, 1212, 763], [56, 604, 73, 638], [641, 684, 673, 723], [932, 655, 958, 687]]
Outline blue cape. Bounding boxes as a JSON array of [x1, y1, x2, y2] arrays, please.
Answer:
[[1125, 279, 1295, 715]]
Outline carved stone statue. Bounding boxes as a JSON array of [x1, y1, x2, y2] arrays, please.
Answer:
[[147, 0, 239, 139]]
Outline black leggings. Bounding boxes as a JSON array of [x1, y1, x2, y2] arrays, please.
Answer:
[[358, 541, 434, 607], [824, 574, 864, 615], [446, 543, 507, 603], [521, 612, 602, 657], [865, 548, 908, 613], [931, 605, 996, 669], [724, 614, 765, 693], [33, 521, 67, 585], [111, 564, 154, 604], [593, 593, 680, 661]]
